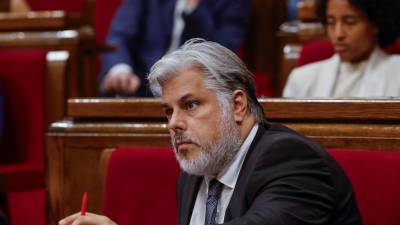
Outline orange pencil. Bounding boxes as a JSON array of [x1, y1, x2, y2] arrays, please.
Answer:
[[81, 192, 88, 216]]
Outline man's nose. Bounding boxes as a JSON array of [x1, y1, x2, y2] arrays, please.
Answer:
[[168, 110, 186, 132]]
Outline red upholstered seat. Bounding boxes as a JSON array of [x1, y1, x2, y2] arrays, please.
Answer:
[[0, 50, 47, 225], [103, 147, 180, 225], [329, 149, 400, 225], [94, 0, 123, 43], [253, 72, 273, 98], [297, 40, 334, 67], [104, 147, 400, 225]]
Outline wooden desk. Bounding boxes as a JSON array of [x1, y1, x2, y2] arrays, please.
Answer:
[[46, 98, 400, 225], [0, 11, 81, 31]]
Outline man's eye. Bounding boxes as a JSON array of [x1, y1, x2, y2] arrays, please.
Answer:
[[186, 101, 198, 110], [164, 108, 173, 117]]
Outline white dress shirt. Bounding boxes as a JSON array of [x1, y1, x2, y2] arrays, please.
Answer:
[[189, 123, 259, 225]]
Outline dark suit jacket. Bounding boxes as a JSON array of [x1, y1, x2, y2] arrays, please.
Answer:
[[100, 0, 250, 97], [177, 122, 363, 225]]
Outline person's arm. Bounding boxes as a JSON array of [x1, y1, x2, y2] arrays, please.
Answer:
[[223, 135, 339, 225], [100, 0, 144, 94], [101, 63, 141, 94], [59, 212, 116, 225], [181, 0, 250, 52]]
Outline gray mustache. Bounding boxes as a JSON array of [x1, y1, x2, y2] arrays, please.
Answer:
[[173, 132, 200, 147]]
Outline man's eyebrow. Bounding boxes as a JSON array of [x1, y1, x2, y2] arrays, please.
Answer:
[[161, 93, 196, 109], [178, 93, 195, 104]]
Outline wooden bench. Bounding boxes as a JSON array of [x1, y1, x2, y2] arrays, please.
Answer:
[[46, 98, 400, 225]]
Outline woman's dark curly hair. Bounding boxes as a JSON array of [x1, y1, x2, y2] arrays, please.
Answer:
[[316, 0, 400, 48]]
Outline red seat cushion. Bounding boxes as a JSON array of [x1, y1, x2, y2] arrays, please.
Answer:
[[386, 38, 400, 55], [329, 149, 400, 225], [253, 72, 273, 98], [103, 147, 180, 225], [0, 50, 47, 225], [94, 0, 123, 43], [0, 50, 46, 164], [0, 163, 44, 191], [297, 40, 334, 67]]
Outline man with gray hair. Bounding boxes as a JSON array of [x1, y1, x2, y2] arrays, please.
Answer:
[[60, 39, 362, 225]]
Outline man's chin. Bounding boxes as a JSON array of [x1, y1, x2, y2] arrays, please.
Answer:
[[175, 145, 201, 160]]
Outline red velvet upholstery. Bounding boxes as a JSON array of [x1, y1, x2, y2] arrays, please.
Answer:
[[94, 0, 123, 43], [0, 50, 47, 225], [103, 147, 180, 225], [386, 38, 400, 55], [329, 149, 400, 225], [253, 72, 273, 98], [104, 147, 400, 225], [297, 40, 334, 67]]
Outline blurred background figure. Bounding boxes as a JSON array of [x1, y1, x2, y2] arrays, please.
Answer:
[[283, 0, 400, 98], [287, 0, 299, 21], [99, 0, 251, 97]]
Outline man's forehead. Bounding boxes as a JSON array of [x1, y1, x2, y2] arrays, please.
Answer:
[[161, 92, 195, 106], [161, 69, 205, 94]]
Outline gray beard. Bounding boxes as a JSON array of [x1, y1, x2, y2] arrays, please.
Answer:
[[172, 113, 242, 176]]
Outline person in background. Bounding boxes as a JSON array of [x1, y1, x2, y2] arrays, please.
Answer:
[[283, 0, 400, 98], [59, 39, 362, 225], [100, 0, 250, 97]]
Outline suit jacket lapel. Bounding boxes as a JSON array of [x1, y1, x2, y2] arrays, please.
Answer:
[[181, 175, 202, 225], [225, 122, 269, 221]]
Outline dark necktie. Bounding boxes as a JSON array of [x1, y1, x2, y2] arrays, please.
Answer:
[[205, 179, 224, 225]]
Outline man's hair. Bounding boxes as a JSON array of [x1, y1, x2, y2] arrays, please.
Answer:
[[147, 39, 265, 123], [316, 0, 400, 48]]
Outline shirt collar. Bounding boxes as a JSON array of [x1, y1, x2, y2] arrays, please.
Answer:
[[206, 123, 259, 189]]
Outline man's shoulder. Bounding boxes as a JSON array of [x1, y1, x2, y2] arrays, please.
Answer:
[[248, 122, 331, 166], [256, 122, 318, 149]]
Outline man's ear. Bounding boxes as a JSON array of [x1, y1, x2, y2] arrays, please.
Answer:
[[232, 90, 248, 123]]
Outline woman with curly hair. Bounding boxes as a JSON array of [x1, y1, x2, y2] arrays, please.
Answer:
[[283, 0, 400, 98]]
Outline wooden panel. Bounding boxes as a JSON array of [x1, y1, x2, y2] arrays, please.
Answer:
[[46, 98, 400, 225], [260, 98, 400, 121], [45, 51, 69, 127], [68, 98, 400, 121], [0, 11, 81, 31], [68, 98, 165, 119]]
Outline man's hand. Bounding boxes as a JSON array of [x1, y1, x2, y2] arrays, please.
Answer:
[[59, 212, 117, 225], [102, 72, 141, 95]]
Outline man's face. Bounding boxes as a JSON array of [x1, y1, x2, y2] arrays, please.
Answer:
[[326, 0, 377, 63], [161, 67, 241, 176]]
